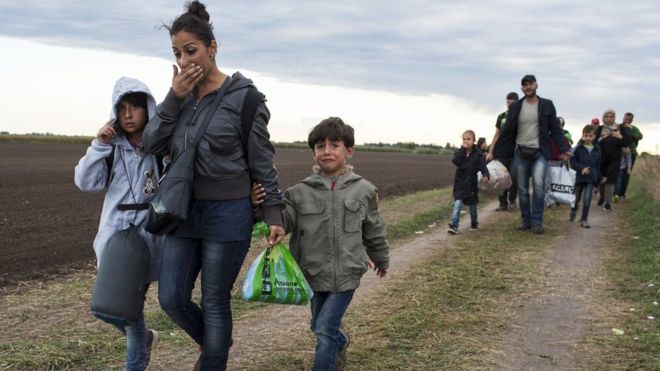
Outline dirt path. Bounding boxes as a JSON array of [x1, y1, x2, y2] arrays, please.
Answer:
[[162, 202, 500, 370], [162, 200, 623, 370], [494, 206, 617, 370]]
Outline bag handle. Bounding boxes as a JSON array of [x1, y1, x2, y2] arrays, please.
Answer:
[[186, 75, 233, 150]]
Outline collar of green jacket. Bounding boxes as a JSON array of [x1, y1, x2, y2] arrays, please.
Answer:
[[301, 170, 363, 190]]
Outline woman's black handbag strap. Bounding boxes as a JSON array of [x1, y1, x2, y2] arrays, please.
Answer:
[[189, 76, 233, 149]]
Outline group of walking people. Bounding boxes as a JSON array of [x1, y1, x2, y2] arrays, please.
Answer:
[[446, 74, 644, 235], [73, 2, 646, 369], [75, 2, 389, 370]]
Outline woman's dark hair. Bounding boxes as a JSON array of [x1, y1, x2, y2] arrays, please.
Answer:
[[476, 137, 486, 148], [116, 92, 148, 115], [308, 117, 355, 150], [165, 1, 215, 46]]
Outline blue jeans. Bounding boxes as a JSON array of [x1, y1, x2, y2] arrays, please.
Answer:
[[158, 237, 250, 371], [497, 157, 518, 206], [100, 309, 147, 371], [450, 199, 478, 227], [614, 167, 627, 196], [620, 153, 637, 197], [514, 152, 548, 227], [310, 290, 355, 371], [572, 183, 594, 222]]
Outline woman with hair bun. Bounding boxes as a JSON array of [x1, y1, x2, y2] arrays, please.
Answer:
[[142, 1, 285, 369]]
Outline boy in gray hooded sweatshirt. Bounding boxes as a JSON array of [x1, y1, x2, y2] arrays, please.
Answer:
[[74, 77, 161, 370]]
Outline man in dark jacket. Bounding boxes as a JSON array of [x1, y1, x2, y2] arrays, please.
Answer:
[[487, 91, 519, 211], [492, 75, 571, 234]]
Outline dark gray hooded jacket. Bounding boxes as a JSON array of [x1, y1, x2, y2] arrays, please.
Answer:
[[143, 72, 284, 225]]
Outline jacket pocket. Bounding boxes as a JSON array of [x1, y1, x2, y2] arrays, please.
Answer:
[[343, 199, 364, 233], [298, 202, 326, 216], [296, 202, 327, 275]]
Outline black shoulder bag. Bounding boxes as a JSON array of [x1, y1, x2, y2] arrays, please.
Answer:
[[145, 77, 233, 235]]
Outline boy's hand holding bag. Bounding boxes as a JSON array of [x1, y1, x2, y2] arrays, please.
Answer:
[[242, 222, 313, 305]]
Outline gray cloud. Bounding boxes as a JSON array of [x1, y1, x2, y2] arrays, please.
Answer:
[[1, 0, 659, 121]]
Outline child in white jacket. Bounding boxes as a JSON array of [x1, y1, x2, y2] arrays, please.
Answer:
[[74, 77, 162, 370]]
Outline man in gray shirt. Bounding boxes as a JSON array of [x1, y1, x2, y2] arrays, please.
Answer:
[[492, 75, 571, 234]]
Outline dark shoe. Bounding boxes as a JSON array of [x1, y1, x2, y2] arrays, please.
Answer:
[[569, 209, 577, 222], [508, 201, 517, 211], [532, 225, 544, 234], [580, 221, 591, 229], [335, 332, 350, 371], [495, 204, 508, 211], [447, 223, 459, 235], [603, 204, 612, 212], [517, 224, 532, 231], [597, 199, 604, 207], [470, 223, 479, 230], [145, 329, 158, 371]]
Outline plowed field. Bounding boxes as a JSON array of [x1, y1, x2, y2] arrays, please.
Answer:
[[0, 142, 453, 284]]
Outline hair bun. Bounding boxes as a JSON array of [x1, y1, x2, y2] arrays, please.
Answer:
[[186, 1, 210, 23]]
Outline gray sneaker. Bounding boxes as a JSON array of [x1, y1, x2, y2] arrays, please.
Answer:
[[580, 221, 591, 229]]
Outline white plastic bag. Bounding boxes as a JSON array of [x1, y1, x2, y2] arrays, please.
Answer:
[[545, 162, 576, 207], [486, 160, 512, 192], [478, 160, 512, 192]]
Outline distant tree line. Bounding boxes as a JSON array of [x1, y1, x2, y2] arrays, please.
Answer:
[[0, 132, 458, 155]]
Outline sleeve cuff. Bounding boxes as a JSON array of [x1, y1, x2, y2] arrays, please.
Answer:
[[90, 139, 113, 153], [159, 88, 186, 118], [262, 205, 283, 226]]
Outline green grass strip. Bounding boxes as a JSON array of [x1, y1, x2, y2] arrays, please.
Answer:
[[592, 176, 660, 369]]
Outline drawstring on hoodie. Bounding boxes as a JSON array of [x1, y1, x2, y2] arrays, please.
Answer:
[[119, 148, 141, 225]]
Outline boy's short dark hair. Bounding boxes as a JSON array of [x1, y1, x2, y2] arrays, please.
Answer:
[[582, 124, 596, 134], [116, 92, 148, 114], [624, 112, 634, 119], [307, 117, 355, 149]]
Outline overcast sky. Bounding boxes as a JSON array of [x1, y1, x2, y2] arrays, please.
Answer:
[[1, 1, 658, 152]]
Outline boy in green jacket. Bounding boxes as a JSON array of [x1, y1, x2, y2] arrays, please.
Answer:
[[279, 117, 389, 370]]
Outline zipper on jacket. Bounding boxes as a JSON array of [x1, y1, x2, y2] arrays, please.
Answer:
[[332, 176, 339, 291], [183, 104, 198, 150]]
